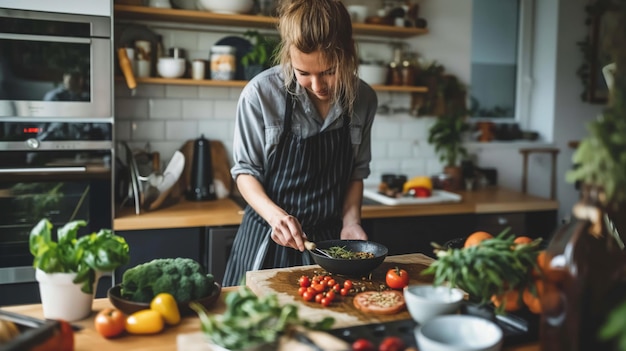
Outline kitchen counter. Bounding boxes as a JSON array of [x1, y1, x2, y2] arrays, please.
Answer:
[[113, 187, 558, 231], [2, 254, 541, 351]]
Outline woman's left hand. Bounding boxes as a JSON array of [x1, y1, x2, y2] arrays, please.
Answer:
[[340, 223, 367, 240]]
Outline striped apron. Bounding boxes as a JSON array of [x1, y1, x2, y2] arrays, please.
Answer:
[[222, 91, 354, 286]]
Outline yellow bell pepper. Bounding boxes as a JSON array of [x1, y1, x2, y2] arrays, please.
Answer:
[[125, 309, 164, 334], [150, 292, 181, 325], [402, 176, 433, 193]]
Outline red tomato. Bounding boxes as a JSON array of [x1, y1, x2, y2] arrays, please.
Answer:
[[298, 275, 311, 287], [302, 291, 315, 302], [344, 279, 353, 290], [385, 267, 410, 290], [378, 336, 406, 351], [94, 308, 126, 338], [352, 338, 376, 351], [315, 293, 324, 303], [340, 287, 350, 296], [320, 297, 332, 306]]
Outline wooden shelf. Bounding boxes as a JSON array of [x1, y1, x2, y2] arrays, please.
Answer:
[[113, 5, 429, 38], [117, 76, 428, 93]]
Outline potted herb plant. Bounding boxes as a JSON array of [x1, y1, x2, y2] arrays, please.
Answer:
[[241, 30, 279, 80], [30, 218, 130, 321], [426, 73, 470, 190]]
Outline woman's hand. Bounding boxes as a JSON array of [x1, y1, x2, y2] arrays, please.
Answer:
[[269, 214, 306, 251], [340, 223, 367, 240]]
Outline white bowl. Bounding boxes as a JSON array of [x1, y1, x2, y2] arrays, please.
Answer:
[[157, 58, 186, 78], [359, 63, 387, 85], [415, 315, 503, 351], [404, 285, 464, 324], [197, 0, 254, 14]]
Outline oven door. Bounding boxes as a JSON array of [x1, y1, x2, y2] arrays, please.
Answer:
[[0, 121, 114, 305], [0, 8, 112, 119]]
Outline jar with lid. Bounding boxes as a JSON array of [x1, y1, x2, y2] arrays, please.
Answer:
[[210, 45, 236, 80]]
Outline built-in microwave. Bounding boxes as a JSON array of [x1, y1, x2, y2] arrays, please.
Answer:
[[0, 8, 112, 120]]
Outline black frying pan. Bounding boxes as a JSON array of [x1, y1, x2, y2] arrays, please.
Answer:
[[308, 240, 388, 277]]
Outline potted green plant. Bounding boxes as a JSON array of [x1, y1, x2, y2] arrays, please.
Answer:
[[240, 30, 279, 80], [30, 218, 130, 321], [426, 73, 470, 190]]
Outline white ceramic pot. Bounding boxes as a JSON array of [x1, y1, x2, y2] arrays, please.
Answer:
[[359, 63, 388, 85], [197, 0, 254, 14], [36, 269, 98, 322]]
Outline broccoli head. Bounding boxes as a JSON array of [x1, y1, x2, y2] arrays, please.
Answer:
[[120, 257, 215, 303]]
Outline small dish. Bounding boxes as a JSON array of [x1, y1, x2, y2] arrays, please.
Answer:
[[404, 284, 464, 324], [415, 315, 503, 351], [157, 57, 186, 78], [108, 282, 221, 316]]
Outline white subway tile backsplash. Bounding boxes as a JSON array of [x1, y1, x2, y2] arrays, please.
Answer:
[[131, 121, 166, 141], [182, 100, 215, 119], [149, 99, 182, 119], [115, 121, 132, 140], [165, 120, 200, 139], [387, 140, 414, 158], [199, 86, 231, 99], [166, 85, 199, 98], [214, 100, 238, 118], [198, 120, 234, 140], [115, 98, 149, 119]]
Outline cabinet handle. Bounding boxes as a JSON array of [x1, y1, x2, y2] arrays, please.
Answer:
[[498, 217, 509, 225]]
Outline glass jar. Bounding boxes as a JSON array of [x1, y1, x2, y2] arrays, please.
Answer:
[[210, 45, 236, 81], [539, 185, 626, 351]]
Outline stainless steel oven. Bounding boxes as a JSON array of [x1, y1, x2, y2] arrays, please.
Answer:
[[0, 7, 112, 119], [0, 120, 113, 306]]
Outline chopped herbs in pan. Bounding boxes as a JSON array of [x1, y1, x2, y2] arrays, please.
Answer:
[[322, 246, 375, 259]]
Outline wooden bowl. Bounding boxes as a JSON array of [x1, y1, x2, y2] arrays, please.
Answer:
[[309, 240, 388, 277], [107, 283, 221, 316]]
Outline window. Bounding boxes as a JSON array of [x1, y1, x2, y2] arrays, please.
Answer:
[[469, 0, 534, 121]]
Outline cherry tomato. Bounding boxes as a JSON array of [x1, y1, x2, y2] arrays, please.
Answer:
[[302, 291, 315, 301], [320, 297, 331, 306], [327, 278, 336, 287], [298, 286, 307, 296], [313, 283, 326, 293], [344, 279, 353, 290], [325, 290, 336, 301], [352, 338, 376, 351], [385, 267, 410, 290], [340, 287, 350, 296], [299, 275, 311, 287], [378, 336, 406, 351], [333, 283, 341, 293], [315, 293, 324, 303], [94, 308, 126, 338]]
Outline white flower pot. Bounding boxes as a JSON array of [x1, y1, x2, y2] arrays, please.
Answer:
[[36, 269, 99, 322]]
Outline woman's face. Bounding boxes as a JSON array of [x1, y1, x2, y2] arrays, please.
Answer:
[[290, 48, 336, 102]]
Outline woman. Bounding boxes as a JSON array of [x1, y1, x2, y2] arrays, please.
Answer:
[[223, 0, 378, 286]]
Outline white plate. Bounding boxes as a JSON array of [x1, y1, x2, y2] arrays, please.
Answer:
[[363, 186, 462, 206]]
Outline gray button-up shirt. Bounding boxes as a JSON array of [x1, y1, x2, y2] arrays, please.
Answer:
[[231, 66, 377, 184]]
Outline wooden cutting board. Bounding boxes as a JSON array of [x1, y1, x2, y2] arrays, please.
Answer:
[[246, 253, 435, 329]]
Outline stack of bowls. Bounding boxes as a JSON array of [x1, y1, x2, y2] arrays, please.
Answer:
[[415, 315, 503, 351], [403, 284, 465, 324]]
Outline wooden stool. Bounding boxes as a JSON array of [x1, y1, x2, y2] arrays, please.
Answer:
[[519, 148, 560, 199]]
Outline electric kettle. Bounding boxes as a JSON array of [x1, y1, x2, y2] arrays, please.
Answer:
[[187, 134, 217, 201]]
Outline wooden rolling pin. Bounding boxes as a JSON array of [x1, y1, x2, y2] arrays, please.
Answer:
[[117, 47, 137, 90]]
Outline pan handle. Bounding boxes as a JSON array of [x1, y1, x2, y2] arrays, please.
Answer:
[[117, 47, 137, 90]]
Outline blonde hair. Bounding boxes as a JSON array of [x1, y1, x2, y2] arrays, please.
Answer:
[[276, 0, 359, 116]]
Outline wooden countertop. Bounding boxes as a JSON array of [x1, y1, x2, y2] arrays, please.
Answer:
[[114, 187, 558, 231], [2, 254, 540, 351]]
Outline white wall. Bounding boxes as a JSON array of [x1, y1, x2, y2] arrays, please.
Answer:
[[114, 0, 603, 224]]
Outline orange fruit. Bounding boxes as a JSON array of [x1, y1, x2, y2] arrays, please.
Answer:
[[464, 231, 493, 248], [523, 280, 543, 314], [513, 236, 533, 245], [523, 279, 562, 314], [491, 288, 522, 312], [535, 251, 567, 282]]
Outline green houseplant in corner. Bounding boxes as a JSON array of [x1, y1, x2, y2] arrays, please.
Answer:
[[426, 73, 470, 190], [30, 218, 130, 321], [241, 30, 279, 80]]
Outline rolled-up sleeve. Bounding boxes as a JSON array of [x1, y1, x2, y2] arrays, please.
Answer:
[[231, 84, 267, 182], [350, 81, 378, 180]]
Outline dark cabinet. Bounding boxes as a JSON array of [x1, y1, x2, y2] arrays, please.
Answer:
[[114, 227, 205, 284], [363, 214, 475, 258], [363, 210, 558, 258]]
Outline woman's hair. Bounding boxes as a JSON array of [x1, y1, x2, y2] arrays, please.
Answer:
[[276, 0, 359, 116]]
